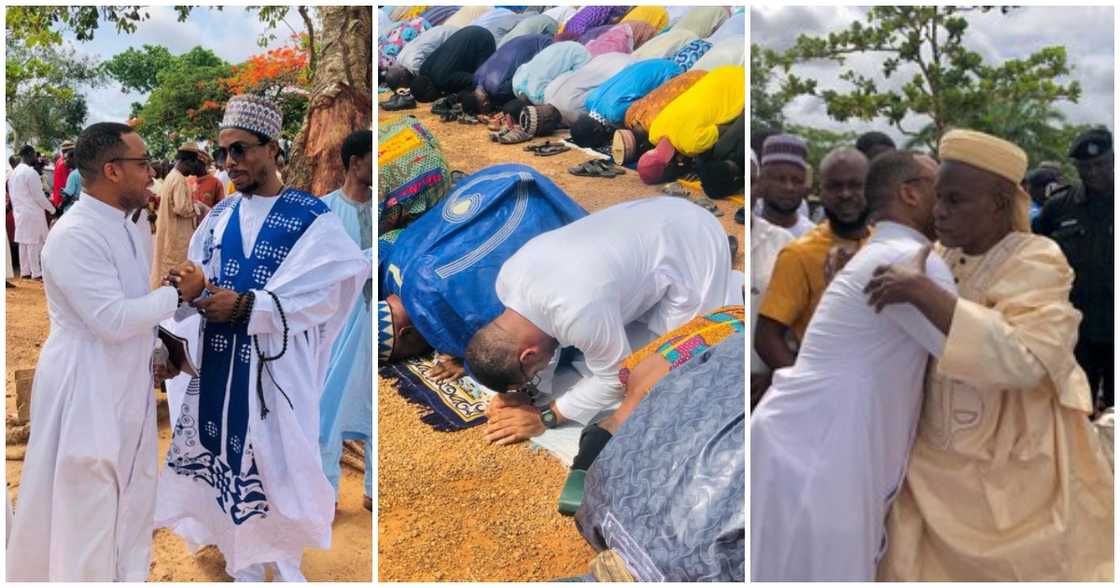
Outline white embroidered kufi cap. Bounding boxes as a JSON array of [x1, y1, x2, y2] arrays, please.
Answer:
[[220, 94, 283, 140]]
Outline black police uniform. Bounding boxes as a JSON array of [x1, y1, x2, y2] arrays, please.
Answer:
[[1032, 130, 1113, 409]]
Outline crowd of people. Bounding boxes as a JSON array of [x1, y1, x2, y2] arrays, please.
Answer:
[[750, 125, 1114, 580], [378, 5, 746, 581], [378, 5, 745, 204], [5, 95, 373, 581]]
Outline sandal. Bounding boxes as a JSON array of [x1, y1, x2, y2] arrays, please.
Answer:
[[569, 160, 609, 177], [497, 127, 533, 144], [660, 182, 690, 197], [535, 144, 570, 156], [593, 159, 625, 176], [693, 195, 724, 217]]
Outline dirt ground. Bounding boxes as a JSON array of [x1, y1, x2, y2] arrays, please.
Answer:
[[5, 279, 371, 581], [376, 93, 744, 581]]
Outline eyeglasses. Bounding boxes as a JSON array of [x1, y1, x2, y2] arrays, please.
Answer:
[[216, 140, 266, 163], [506, 357, 542, 400], [109, 156, 153, 168]]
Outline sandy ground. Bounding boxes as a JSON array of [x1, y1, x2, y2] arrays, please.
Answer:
[[376, 93, 744, 581], [5, 279, 371, 581]]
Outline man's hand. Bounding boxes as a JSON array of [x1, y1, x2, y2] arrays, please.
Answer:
[[196, 286, 239, 322], [168, 262, 207, 302], [429, 353, 465, 383], [485, 390, 530, 418], [484, 404, 545, 445], [864, 244, 931, 312]]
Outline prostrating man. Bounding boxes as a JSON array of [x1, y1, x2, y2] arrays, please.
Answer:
[[466, 197, 742, 444], [569, 58, 683, 149], [1033, 127, 1113, 413], [150, 143, 203, 288], [873, 130, 1114, 581], [755, 147, 872, 373], [9, 145, 57, 279], [384, 24, 459, 91], [756, 134, 815, 236], [855, 130, 896, 161], [460, 33, 553, 115], [155, 95, 368, 581], [7, 122, 207, 581], [379, 164, 586, 377], [409, 25, 496, 103], [319, 130, 374, 508]]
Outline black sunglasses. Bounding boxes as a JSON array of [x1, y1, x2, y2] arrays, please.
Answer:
[[216, 140, 266, 162]]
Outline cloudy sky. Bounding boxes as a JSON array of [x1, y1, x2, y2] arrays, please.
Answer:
[[61, 6, 309, 124], [751, 6, 1115, 144]]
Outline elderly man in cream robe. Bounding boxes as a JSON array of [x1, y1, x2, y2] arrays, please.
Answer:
[[865, 129, 1114, 581]]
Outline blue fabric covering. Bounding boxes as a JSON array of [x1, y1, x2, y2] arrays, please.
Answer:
[[379, 164, 588, 358], [318, 190, 373, 497], [670, 39, 712, 71], [585, 58, 682, 125], [473, 34, 554, 101], [575, 333, 745, 581]]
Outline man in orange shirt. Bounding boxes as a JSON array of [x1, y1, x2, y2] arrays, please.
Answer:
[[755, 146, 872, 372]]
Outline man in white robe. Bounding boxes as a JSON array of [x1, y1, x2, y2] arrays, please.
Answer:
[[751, 151, 957, 580], [155, 95, 368, 581], [7, 122, 206, 581], [9, 145, 56, 279], [466, 196, 742, 444]]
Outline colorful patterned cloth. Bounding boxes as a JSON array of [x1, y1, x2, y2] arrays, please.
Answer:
[[621, 21, 658, 49], [379, 17, 431, 70], [585, 24, 634, 56], [619, 305, 745, 385], [671, 39, 712, 71], [623, 69, 706, 134], [556, 6, 627, 41], [621, 6, 669, 31], [378, 115, 451, 236]]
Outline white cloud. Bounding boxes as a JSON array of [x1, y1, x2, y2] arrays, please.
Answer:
[[752, 6, 1114, 144]]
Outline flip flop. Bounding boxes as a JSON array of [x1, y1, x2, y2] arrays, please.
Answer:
[[497, 127, 532, 144], [534, 143, 570, 157], [660, 182, 690, 197], [569, 159, 613, 177], [693, 195, 724, 217], [593, 159, 625, 176]]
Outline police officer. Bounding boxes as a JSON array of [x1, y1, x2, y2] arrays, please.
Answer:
[[1033, 127, 1114, 412]]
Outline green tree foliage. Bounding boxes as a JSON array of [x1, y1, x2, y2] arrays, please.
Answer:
[[129, 47, 232, 158], [762, 6, 1082, 152], [6, 39, 104, 150], [100, 44, 175, 94]]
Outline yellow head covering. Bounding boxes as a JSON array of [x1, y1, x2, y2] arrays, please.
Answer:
[[938, 129, 1031, 232]]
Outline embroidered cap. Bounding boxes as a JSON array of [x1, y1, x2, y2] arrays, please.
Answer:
[[220, 94, 283, 141], [761, 134, 808, 170], [378, 300, 396, 362]]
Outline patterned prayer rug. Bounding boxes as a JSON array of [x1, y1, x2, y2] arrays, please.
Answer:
[[380, 352, 496, 431]]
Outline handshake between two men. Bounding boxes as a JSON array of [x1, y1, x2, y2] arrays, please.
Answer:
[[152, 261, 253, 384]]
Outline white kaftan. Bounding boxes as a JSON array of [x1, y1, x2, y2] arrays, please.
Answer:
[[154, 189, 368, 578], [750, 215, 794, 374], [750, 222, 958, 581], [9, 163, 55, 245], [6, 194, 178, 581], [496, 196, 742, 425]]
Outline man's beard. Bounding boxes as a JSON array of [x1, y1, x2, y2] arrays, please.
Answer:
[[764, 197, 801, 215], [825, 205, 871, 235]]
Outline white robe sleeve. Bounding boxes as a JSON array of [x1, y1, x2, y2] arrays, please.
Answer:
[[24, 171, 55, 213], [45, 229, 178, 343], [553, 305, 630, 425], [880, 254, 958, 358]]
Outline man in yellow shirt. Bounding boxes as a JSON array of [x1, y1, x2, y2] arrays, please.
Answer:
[[868, 129, 1113, 580], [755, 146, 872, 372]]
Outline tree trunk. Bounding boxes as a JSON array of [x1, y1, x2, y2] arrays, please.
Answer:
[[286, 6, 372, 195]]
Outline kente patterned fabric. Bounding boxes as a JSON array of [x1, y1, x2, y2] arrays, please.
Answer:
[[576, 333, 745, 581], [378, 115, 452, 236], [618, 305, 745, 385]]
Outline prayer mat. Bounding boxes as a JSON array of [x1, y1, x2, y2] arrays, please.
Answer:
[[380, 352, 495, 431]]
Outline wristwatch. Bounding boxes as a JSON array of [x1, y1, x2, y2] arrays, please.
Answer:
[[540, 406, 559, 429]]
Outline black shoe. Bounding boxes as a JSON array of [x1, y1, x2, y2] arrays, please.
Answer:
[[381, 91, 416, 111], [431, 97, 452, 116]]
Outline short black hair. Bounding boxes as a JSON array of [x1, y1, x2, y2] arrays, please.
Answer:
[[340, 130, 372, 171], [459, 89, 485, 115], [8, 156, 18, 168], [856, 131, 896, 157], [18, 145, 36, 159], [865, 150, 924, 215], [570, 115, 614, 148], [74, 122, 134, 180]]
